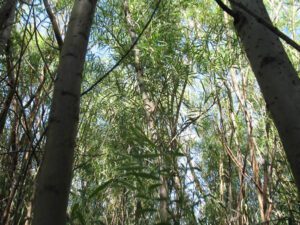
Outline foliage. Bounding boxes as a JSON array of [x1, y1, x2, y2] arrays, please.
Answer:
[[0, 0, 299, 224]]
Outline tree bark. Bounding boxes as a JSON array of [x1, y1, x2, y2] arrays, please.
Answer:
[[0, 0, 17, 52], [43, 0, 63, 50], [32, 1, 97, 224], [0, 40, 15, 137], [231, 0, 300, 191]]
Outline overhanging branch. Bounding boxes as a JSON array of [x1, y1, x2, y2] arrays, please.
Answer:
[[215, 0, 300, 52]]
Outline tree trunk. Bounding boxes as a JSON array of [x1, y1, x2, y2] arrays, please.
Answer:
[[0, 40, 15, 137], [0, 0, 16, 52], [123, 1, 169, 224], [32, 1, 97, 224], [231, 0, 300, 191]]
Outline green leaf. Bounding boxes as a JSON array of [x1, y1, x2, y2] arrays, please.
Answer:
[[126, 172, 159, 180], [117, 180, 138, 190], [131, 153, 161, 159], [148, 183, 162, 190], [88, 179, 114, 199], [76, 211, 85, 225], [117, 165, 145, 171]]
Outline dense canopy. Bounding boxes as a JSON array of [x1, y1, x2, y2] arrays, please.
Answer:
[[0, 0, 300, 224]]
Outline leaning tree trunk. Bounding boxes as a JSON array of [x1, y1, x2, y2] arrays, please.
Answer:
[[230, 0, 300, 191], [32, 1, 97, 225]]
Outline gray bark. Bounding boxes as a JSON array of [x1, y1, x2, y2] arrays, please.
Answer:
[[231, 0, 300, 191], [43, 0, 63, 50], [0, 0, 17, 52], [32, 1, 97, 225]]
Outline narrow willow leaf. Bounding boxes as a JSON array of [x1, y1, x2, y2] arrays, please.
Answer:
[[88, 179, 114, 199], [126, 172, 160, 180]]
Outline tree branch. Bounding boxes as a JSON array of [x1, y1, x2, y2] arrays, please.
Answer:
[[43, 0, 63, 50], [215, 0, 300, 52], [214, 0, 237, 18], [81, 0, 162, 96]]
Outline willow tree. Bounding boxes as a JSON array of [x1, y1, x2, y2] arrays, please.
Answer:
[[1, 0, 300, 224], [32, 0, 97, 224], [226, 0, 300, 191]]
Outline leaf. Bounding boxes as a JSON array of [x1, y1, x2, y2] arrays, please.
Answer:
[[76, 211, 85, 225], [117, 165, 145, 171], [171, 151, 185, 157], [117, 180, 138, 190], [130, 125, 156, 148], [126, 172, 159, 180], [71, 203, 79, 218], [140, 208, 157, 213], [131, 153, 161, 159], [135, 194, 151, 199], [148, 183, 162, 190], [88, 179, 114, 199], [70, 203, 85, 224]]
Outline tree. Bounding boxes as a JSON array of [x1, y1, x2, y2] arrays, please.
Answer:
[[32, 0, 97, 224], [230, 0, 300, 191], [0, 0, 299, 224]]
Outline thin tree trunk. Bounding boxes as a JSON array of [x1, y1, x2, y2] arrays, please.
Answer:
[[24, 200, 33, 225], [0, 41, 16, 137], [230, 68, 271, 223], [1, 73, 46, 225], [43, 0, 63, 50], [231, 0, 300, 191], [0, 99, 18, 225], [123, 1, 169, 224], [32, 1, 97, 224], [222, 10, 246, 223]]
